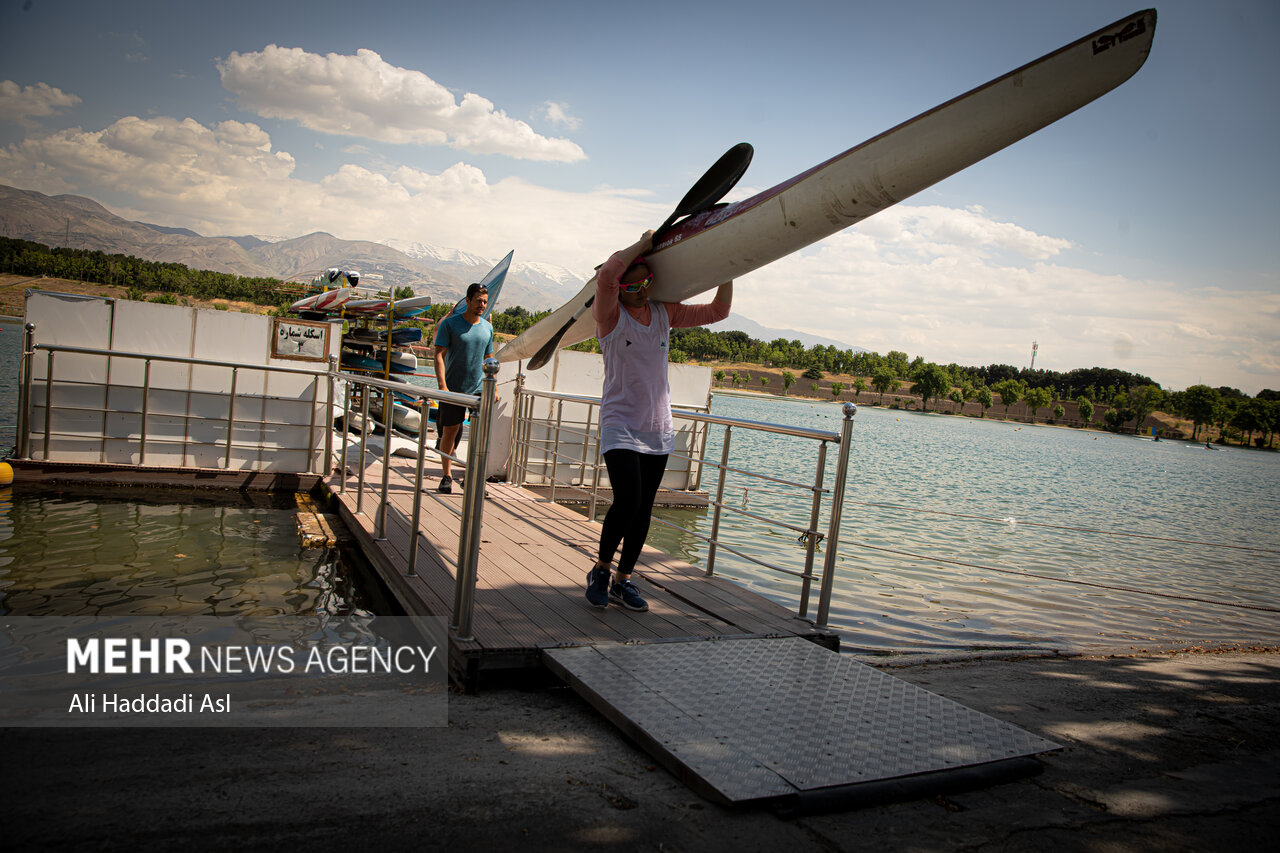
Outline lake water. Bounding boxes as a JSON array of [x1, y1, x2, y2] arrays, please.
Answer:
[[643, 392, 1280, 655], [4, 313, 1277, 655], [0, 316, 393, 640]]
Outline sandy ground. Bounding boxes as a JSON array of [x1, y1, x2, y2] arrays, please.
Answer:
[[4, 649, 1277, 852]]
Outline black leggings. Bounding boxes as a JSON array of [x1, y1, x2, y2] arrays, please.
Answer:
[[598, 449, 669, 575]]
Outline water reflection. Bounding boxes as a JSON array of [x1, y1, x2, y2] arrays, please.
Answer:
[[644, 394, 1280, 654], [0, 488, 394, 646]]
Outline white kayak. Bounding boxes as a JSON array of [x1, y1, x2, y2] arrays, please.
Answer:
[[497, 9, 1156, 363], [290, 287, 350, 314]]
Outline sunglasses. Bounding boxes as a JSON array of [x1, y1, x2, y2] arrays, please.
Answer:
[[620, 271, 652, 293]]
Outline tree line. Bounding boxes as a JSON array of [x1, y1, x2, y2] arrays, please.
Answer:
[[5, 238, 1275, 446], [1, 237, 286, 304]]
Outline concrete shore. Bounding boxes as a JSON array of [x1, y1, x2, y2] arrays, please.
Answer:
[[6, 649, 1277, 851]]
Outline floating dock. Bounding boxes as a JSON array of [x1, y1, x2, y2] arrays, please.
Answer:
[[323, 451, 1058, 807]]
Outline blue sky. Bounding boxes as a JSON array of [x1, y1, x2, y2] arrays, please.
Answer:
[[1, 0, 1277, 393]]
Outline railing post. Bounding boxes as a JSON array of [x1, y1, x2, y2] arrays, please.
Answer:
[[511, 370, 528, 486], [356, 383, 370, 515], [17, 323, 35, 459], [306, 368, 321, 475], [42, 349, 54, 460], [224, 366, 238, 470], [577, 401, 592, 490], [705, 425, 732, 577], [816, 403, 856, 627], [548, 398, 564, 502], [323, 355, 337, 477], [338, 377, 351, 494], [452, 358, 499, 641], [139, 359, 152, 465], [798, 442, 828, 618], [376, 388, 392, 541], [407, 399, 431, 578], [587, 402, 603, 521]]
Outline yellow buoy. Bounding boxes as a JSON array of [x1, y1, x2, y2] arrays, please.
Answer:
[[0, 461, 12, 486]]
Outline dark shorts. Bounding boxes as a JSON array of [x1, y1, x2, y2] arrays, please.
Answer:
[[437, 402, 467, 429]]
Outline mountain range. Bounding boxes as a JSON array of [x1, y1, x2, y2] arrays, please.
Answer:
[[0, 183, 860, 351]]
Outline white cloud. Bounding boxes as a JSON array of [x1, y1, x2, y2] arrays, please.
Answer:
[[216, 46, 586, 163], [541, 101, 581, 131], [1, 111, 1275, 393], [731, 213, 1280, 393], [0, 80, 81, 127], [0, 113, 648, 273]]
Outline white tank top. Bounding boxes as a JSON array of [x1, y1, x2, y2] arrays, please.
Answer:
[[599, 302, 673, 455]]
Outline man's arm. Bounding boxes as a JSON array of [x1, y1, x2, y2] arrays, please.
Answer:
[[433, 345, 448, 393]]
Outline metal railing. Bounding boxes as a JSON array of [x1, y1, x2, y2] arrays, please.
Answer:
[[509, 381, 857, 626], [332, 359, 499, 641], [13, 323, 499, 641], [16, 323, 333, 472]]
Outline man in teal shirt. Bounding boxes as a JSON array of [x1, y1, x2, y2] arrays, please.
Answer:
[[432, 283, 495, 493]]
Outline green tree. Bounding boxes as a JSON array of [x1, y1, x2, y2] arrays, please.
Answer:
[[993, 379, 1025, 418], [1231, 398, 1268, 446], [949, 388, 965, 412], [831, 382, 845, 400], [884, 350, 910, 377], [1108, 391, 1138, 432], [911, 362, 952, 413], [975, 386, 993, 418], [760, 376, 770, 390], [1052, 403, 1065, 422], [853, 377, 867, 401], [1076, 396, 1094, 426], [1024, 386, 1053, 421], [781, 371, 795, 395], [1128, 384, 1167, 432], [1181, 384, 1219, 440], [872, 366, 896, 405], [714, 369, 726, 387]]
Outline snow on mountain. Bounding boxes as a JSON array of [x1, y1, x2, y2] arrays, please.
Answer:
[[380, 238, 491, 268], [512, 260, 584, 290]]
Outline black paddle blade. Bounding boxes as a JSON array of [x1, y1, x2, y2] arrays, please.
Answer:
[[653, 142, 753, 243], [527, 295, 594, 370], [528, 143, 752, 370]]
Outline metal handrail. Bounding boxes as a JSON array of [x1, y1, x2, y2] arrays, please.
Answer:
[[19, 337, 330, 471], [331, 359, 499, 642], [14, 326, 499, 643], [509, 382, 856, 624]]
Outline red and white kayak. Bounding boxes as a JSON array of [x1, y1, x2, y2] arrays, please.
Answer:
[[498, 9, 1156, 363], [341, 298, 392, 315], [289, 287, 350, 314]]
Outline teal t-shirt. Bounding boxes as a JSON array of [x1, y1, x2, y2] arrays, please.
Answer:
[[433, 314, 494, 395]]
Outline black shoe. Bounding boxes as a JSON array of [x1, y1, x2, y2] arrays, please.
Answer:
[[437, 476, 453, 494], [609, 579, 649, 612], [585, 565, 610, 609]]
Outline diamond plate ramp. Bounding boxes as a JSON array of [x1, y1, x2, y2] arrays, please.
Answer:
[[543, 637, 1059, 806]]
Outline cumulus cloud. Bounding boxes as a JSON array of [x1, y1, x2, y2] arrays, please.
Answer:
[[541, 101, 581, 130], [0, 113, 645, 272], [216, 46, 586, 162], [0, 115, 302, 225], [2, 109, 1274, 391], [0, 80, 81, 127], [730, 214, 1280, 392]]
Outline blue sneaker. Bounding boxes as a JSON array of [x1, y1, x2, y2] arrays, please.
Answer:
[[585, 565, 610, 609], [609, 578, 649, 612]]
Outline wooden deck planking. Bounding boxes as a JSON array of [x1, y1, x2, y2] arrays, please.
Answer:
[[324, 449, 838, 687]]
